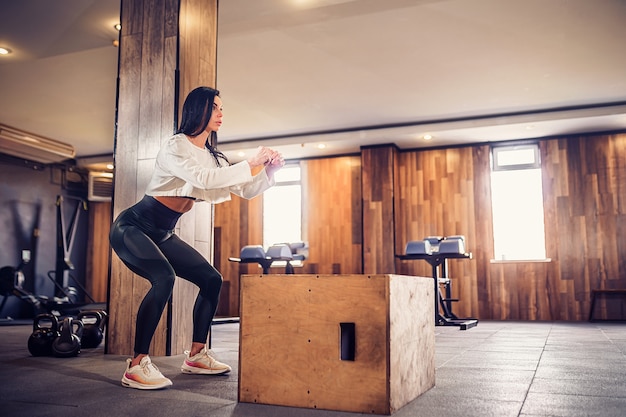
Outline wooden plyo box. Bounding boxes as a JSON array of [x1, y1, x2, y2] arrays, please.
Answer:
[[238, 274, 435, 415]]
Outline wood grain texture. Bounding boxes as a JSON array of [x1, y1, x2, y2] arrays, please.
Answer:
[[109, 0, 148, 356], [108, 0, 218, 356], [85, 201, 112, 303], [540, 134, 626, 320], [238, 274, 434, 414], [169, 0, 218, 357], [388, 275, 435, 412], [393, 134, 626, 320], [362, 146, 397, 274], [303, 157, 363, 275], [213, 157, 362, 316], [213, 191, 264, 316], [394, 146, 480, 319]]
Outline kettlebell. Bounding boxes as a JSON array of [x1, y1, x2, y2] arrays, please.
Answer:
[[52, 316, 84, 358], [27, 314, 60, 356], [77, 310, 105, 349], [98, 309, 108, 335]]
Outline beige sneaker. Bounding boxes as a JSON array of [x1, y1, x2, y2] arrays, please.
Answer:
[[121, 356, 173, 390], [181, 347, 232, 375]]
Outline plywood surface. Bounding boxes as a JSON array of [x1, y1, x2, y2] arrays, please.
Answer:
[[239, 274, 435, 414]]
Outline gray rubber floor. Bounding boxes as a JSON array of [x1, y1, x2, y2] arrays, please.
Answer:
[[1, 320, 626, 416]]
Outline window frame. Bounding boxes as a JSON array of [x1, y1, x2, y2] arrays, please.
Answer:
[[491, 143, 541, 171], [262, 162, 303, 249], [489, 142, 549, 262]]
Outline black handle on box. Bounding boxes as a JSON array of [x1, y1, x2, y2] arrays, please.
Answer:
[[340, 322, 355, 361]]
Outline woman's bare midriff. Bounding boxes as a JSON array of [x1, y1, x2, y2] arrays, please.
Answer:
[[155, 196, 195, 213]]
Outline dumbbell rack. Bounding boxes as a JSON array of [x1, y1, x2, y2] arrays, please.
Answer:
[[397, 251, 478, 330]]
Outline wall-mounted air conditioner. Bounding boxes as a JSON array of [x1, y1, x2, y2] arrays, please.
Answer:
[[88, 172, 113, 202], [0, 123, 76, 164]]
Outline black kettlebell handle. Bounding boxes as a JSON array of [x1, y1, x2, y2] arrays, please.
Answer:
[[77, 310, 106, 349], [52, 317, 83, 357], [28, 313, 61, 357], [71, 317, 85, 339], [98, 310, 108, 331], [77, 310, 102, 327], [33, 313, 59, 332], [59, 316, 83, 338]]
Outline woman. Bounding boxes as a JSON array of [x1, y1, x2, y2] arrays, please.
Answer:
[[109, 86, 284, 390]]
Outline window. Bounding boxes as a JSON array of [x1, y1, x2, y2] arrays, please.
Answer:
[[490, 144, 546, 261], [263, 163, 302, 248]]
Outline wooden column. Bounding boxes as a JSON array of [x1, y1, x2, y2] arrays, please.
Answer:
[[108, 0, 218, 356], [361, 145, 398, 274]]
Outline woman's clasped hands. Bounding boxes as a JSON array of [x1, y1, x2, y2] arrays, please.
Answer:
[[248, 146, 285, 178]]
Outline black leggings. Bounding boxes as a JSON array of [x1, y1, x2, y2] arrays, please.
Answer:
[[109, 195, 222, 355]]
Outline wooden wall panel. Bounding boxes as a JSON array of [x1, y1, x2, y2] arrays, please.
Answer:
[[362, 146, 396, 274], [394, 146, 480, 319], [86, 201, 112, 303], [208, 132, 626, 321], [302, 156, 363, 275], [213, 157, 362, 316], [392, 134, 626, 321], [471, 146, 495, 319], [213, 194, 263, 317], [487, 261, 553, 320], [541, 134, 626, 320]]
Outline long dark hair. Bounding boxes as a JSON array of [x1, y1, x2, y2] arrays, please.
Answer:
[[177, 86, 229, 165]]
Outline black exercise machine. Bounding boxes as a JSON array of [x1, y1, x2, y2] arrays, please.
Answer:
[[0, 250, 39, 318], [397, 236, 478, 330], [1, 195, 105, 321], [0, 249, 104, 321], [50, 195, 90, 302], [229, 242, 308, 274]]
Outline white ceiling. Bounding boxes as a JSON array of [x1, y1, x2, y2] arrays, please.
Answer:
[[1, 0, 625, 168]]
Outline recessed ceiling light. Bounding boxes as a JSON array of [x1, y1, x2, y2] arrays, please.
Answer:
[[0, 47, 12, 55], [317, 143, 326, 149], [114, 23, 121, 31], [423, 134, 433, 140]]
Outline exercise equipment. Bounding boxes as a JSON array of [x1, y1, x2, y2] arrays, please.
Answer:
[[1, 249, 104, 320], [48, 195, 94, 303], [398, 235, 478, 330], [52, 316, 84, 357], [438, 235, 466, 254], [0, 250, 49, 318], [284, 241, 308, 273], [1, 196, 106, 321], [0, 265, 24, 296], [27, 313, 60, 356], [77, 310, 107, 349], [229, 245, 281, 273], [229, 242, 308, 274]]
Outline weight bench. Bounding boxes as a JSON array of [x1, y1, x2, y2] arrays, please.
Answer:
[[397, 235, 478, 330], [588, 289, 626, 321], [229, 242, 308, 274]]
